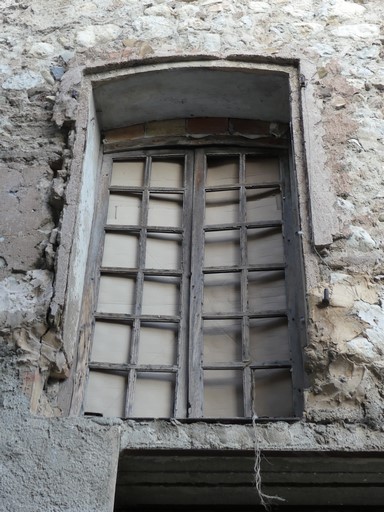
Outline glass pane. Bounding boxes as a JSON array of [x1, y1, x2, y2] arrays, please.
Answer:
[[203, 319, 242, 363], [146, 233, 182, 270], [253, 368, 293, 418], [97, 276, 136, 314], [132, 372, 175, 418], [91, 321, 131, 364], [203, 273, 241, 314], [147, 193, 183, 228], [205, 190, 239, 225], [204, 370, 243, 418], [246, 188, 281, 222], [246, 157, 280, 184], [142, 276, 180, 316], [248, 227, 284, 266], [102, 233, 138, 268], [206, 156, 239, 186], [249, 318, 289, 362], [151, 159, 183, 188], [84, 371, 126, 417], [138, 323, 178, 365], [248, 271, 286, 313], [111, 160, 145, 187], [107, 193, 141, 225], [204, 230, 240, 268]]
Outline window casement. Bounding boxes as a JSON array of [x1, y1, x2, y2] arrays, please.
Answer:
[[84, 145, 305, 420]]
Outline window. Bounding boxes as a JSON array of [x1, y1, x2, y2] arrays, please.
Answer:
[[84, 144, 305, 420]]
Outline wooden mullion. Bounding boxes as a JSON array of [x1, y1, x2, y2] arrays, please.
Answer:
[[125, 155, 151, 417], [239, 153, 252, 417], [188, 148, 206, 418], [174, 151, 193, 418]]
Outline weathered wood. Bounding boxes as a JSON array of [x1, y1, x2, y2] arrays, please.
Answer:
[[205, 182, 281, 192], [202, 310, 287, 320], [95, 313, 180, 323], [105, 224, 184, 234], [188, 148, 206, 417], [203, 263, 285, 273], [100, 267, 183, 277], [110, 185, 184, 194], [89, 362, 178, 372], [204, 220, 282, 231]]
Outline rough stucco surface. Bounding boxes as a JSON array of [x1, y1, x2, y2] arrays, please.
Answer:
[[1, 0, 384, 510], [0, 412, 120, 512]]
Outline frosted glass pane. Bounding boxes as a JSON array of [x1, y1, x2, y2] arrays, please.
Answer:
[[248, 228, 284, 266], [203, 273, 241, 314], [205, 190, 239, 225], [138, 323, 178, 365], [102, 233, 138, 268], [253, 368, 293, 418], [107, 193, 141, 225], [97, 276, 135, 314], [204, 230, 240, 267], [132, 373, 175, 418], [151, 159, 183, 188], [248, 271, 286, 313], [148, 194, 183, 228], [84, 372, 126, 417], [146, 233, 181, 270], [249, 318, 289, 362], [111, 160, 144, 187], [142, 277, 180, 316], [204, 370, 243, 418], [246, 188, 281, 222], [246, 157, 280, 184], [203, 320, 242, 363], [206, 157, 239, 186], [91, 321, 131, 363]]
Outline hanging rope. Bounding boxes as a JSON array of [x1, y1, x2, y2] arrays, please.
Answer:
[[252, 414, 286, 510]]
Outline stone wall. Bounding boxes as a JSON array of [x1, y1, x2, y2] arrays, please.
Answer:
[[1, 0, 384, 510]]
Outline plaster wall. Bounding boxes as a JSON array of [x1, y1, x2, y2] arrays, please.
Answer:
[[1, 0, 384, 510]]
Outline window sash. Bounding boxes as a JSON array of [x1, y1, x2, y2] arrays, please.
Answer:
[[85, 147, 305, 420]]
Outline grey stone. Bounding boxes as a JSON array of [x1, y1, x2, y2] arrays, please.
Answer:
[[50, 66, 65, 81], [2, 71, 45, 92]]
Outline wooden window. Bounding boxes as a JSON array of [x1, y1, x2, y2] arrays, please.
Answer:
[[84, 147, 305, 419]]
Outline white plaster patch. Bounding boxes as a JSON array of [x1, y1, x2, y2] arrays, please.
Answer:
[[347, 336, 376, 360], [76, 24, 122, 48], [133, 16, 176, 39], [249, 1, 271, 14], [0, 271, 53, 329], [331, 24, 380, 39], [29, 42, 55, 58], [354, 300, 384, 354], [203, 32, 221, 52], [347, 226, 376, 252], [329, 0, 366, 18]]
